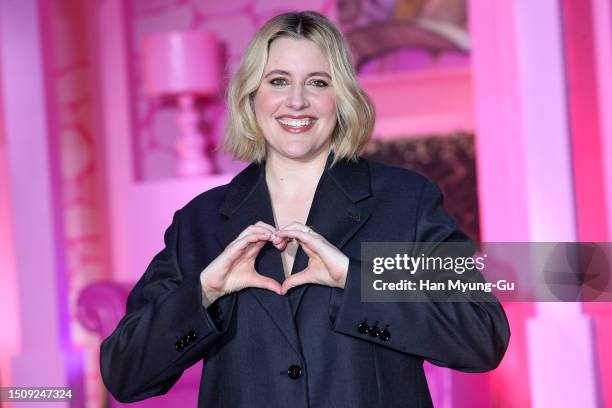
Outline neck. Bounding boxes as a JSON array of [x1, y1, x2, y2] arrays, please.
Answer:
[[265, 147, 331, 197]]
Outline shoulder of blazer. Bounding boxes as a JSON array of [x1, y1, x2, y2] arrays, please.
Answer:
[[322, 153, 433, 203], [364, 157, 432, 192]]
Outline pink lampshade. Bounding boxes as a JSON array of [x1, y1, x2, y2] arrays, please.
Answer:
[[142, 31, 222, 97]]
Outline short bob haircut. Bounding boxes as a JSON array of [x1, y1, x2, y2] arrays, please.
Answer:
[[223, 11, 375, 166]]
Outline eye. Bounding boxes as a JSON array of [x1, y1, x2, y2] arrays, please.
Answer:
[[269, 77, 288, 87], [309, 79, 329, 88]]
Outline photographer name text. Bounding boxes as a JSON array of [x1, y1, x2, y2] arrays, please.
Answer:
[[372, 279, 515, 293]]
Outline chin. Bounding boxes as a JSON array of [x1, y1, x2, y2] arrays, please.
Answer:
[[269, 141, 313, 159], [280, 149, 315, 161], [265, 133, 331, 161]]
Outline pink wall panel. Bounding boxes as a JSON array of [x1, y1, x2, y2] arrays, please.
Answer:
[[0, 18, 21, 369], [562, 0, 608, 242], [0, 147, 20, 387], [564, 1, 612, 407]]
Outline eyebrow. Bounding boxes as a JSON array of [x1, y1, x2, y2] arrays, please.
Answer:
[[263, 69, 332, 79]]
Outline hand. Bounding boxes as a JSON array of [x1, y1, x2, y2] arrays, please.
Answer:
[[275, 222, 349, 295], [200, 221, 281, 306]]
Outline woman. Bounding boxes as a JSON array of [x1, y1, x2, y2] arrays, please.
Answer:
[[101, 11, 509, 407]]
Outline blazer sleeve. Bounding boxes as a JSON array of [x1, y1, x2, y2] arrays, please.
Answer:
[[329, 179, 510, 372], [100, 210, 236, 403]]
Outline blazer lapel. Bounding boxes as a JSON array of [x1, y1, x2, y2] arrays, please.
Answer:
[[214, 162, 301, 354], [288, 152, 372, 314]]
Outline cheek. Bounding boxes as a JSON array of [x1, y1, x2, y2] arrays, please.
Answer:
[[253, 93, 266, 120], [318, 100, 337, 128], [316, 94, 337, 118], [254, 90, 283, 118]]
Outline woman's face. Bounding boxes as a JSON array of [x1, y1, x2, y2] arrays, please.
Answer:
[[253, 37, 337, 162]]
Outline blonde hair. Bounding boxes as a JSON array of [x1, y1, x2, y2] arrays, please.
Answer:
[[223, 11, 375, 166]]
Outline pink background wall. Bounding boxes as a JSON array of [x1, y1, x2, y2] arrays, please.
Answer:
[[1, 0, 611, 407]]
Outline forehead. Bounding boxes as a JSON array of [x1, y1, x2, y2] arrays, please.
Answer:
[[265, 37, 330, 73]]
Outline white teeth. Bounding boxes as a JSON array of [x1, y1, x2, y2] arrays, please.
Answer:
[[277, 118, 314, 128]]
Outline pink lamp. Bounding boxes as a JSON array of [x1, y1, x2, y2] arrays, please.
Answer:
[[142, 31, 222, 176]]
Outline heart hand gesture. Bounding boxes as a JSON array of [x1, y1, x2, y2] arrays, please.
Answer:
[[199, 222, 281, 307], [272, 222, 349, 295]]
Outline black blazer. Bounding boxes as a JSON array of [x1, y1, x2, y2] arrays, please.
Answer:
[[100, 152, 510, 407]]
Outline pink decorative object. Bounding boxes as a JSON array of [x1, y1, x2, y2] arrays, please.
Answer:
[[142, 31, 222, 176], [77, 281, 202, 407]]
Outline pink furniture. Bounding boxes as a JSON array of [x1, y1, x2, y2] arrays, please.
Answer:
[[142, 31, 223, 176], [77, 282, 202, 407]]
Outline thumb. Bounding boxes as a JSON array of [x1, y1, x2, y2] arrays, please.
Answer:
[[280, 271, 313, 295], [248, 274, 282, 295]]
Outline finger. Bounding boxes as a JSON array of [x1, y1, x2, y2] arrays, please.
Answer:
[[277, 222, 319, 246], [299, 241, 318, 258], [277, 229, 331, 260], [232, 232, 271, 248], [274, 231, 312, 254], [248, 274, 282, 295], [275, 229, 320, 248], [271, 235, 294, 251], [254, 221, 279, 236], [235, 230, 287, 255], [255, 221, 277, 229], [280, 270, 316, 295], [238, 223, 290, 249], [236, 224, 276, 240], [227, 232, 270, 261], [268, 229, 294, 250], [244, 239, 268, 258]]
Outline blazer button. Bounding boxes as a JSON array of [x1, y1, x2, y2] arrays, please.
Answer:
[[379, 329, 391, 342], [357, 322, 370, 335], [181, 335, 190, 344], [287, 365, 303, 379], [188, 330, 198, 341], [175, 340, 185, 352], [369, 326, 381, 338]]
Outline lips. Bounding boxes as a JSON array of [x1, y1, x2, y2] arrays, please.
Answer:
[[276, 116, 317, 133]]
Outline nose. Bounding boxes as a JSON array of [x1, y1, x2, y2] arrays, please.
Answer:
[[286, 84, 309, 110]]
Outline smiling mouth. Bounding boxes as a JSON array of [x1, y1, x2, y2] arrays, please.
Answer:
[[276, 118, 316, 129]]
